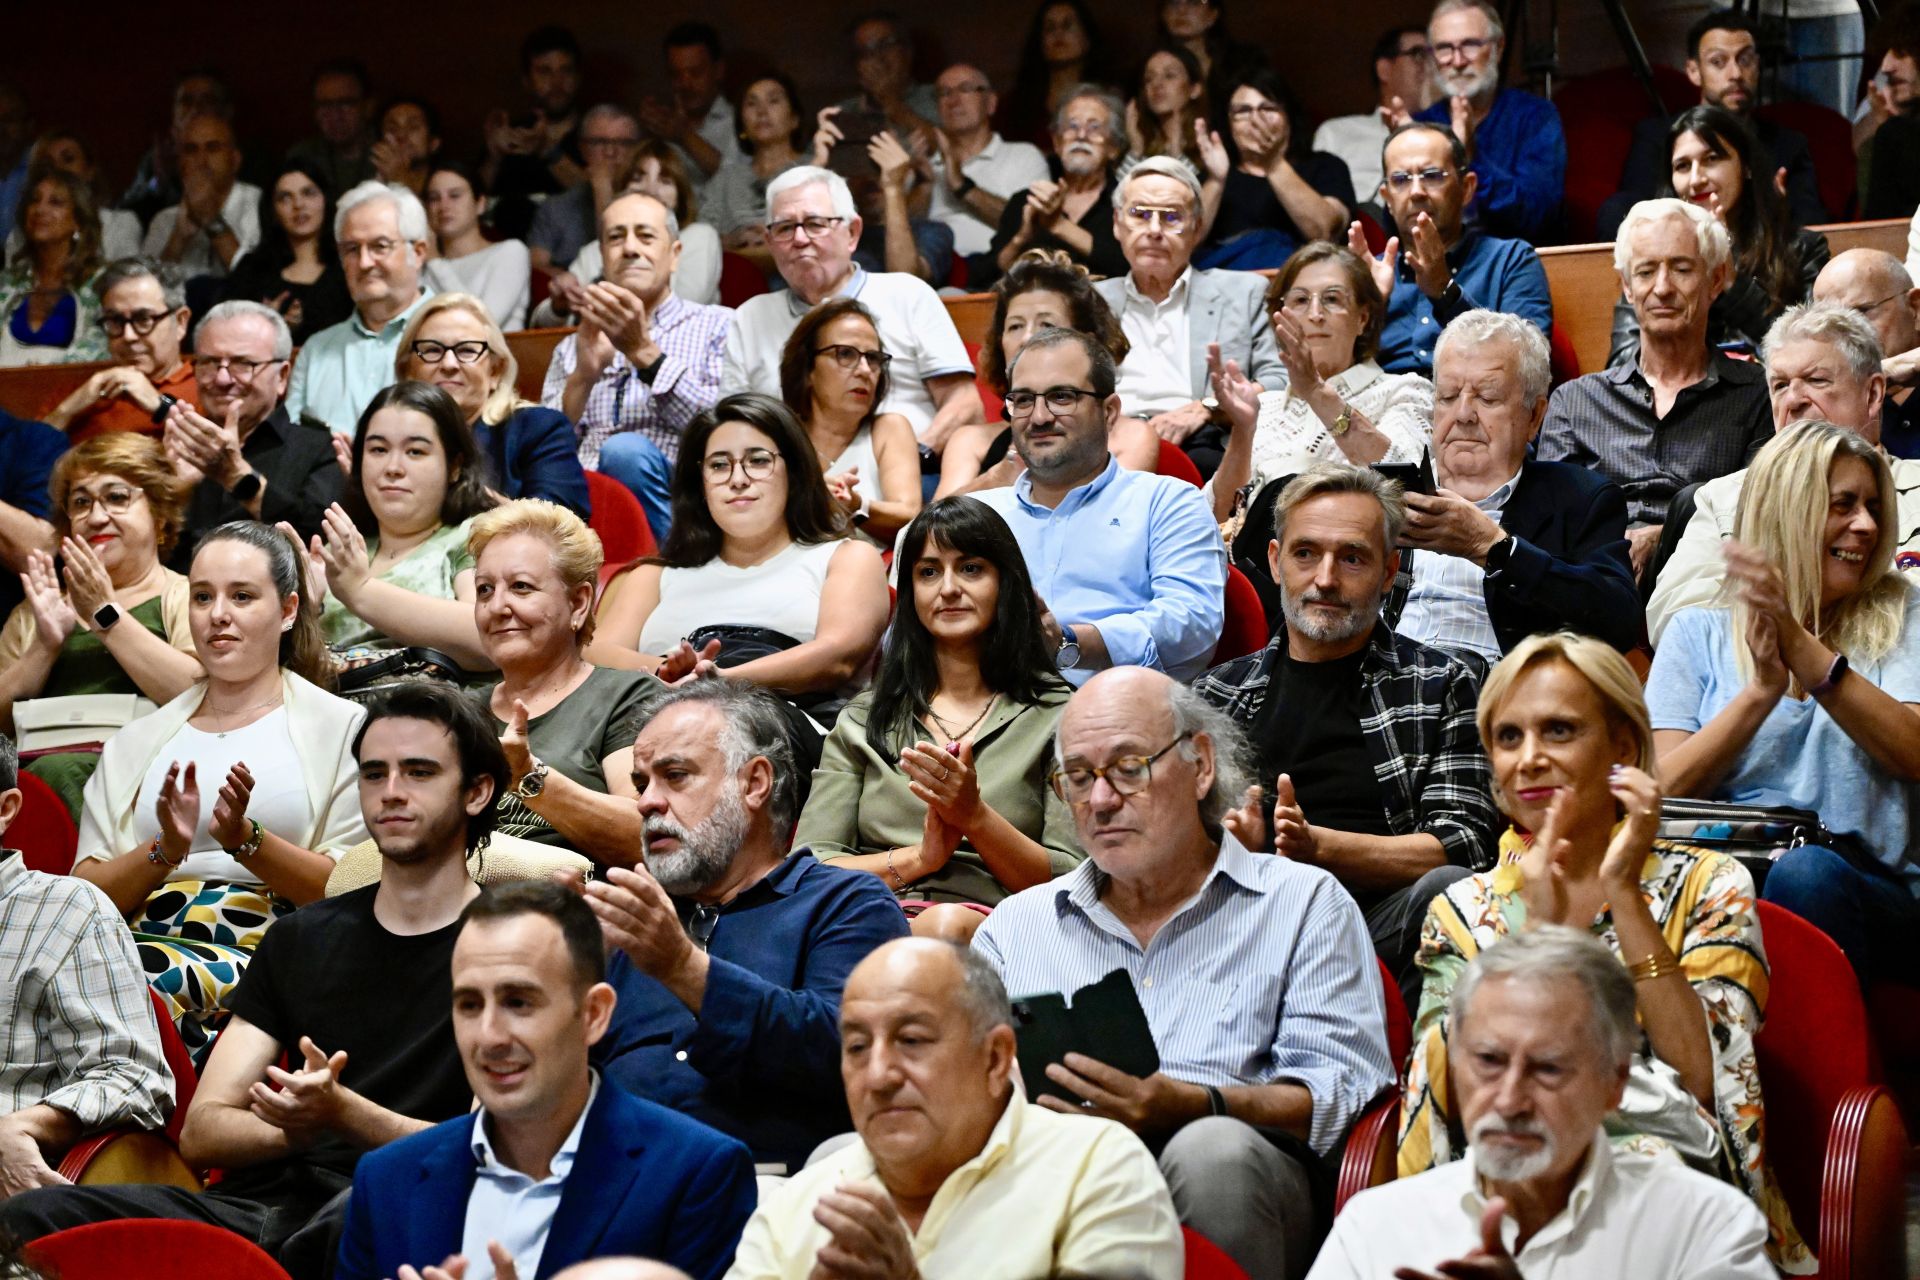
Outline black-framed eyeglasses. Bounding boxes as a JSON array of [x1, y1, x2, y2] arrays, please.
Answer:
[[1003, 386, 1103, 419], [99, 311, 173, 337], [1385, 167, 1453, 191], [703, 448, 782, 484], [191, 356, 286, 382], [1393, 43, 1433, 62], [1431, 38, 1492, 62], [815, 344, 892, 372], [1049, 733, 1192, 804], [410, 339, 491, 366], [65, 484, 145, 520], [767, 215, 848, 243]]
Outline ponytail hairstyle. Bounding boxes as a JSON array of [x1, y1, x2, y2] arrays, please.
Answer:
[[192, 520, 335, 690]]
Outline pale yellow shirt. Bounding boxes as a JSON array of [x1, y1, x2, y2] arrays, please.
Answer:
[[725, 1091, 1182, 1280]]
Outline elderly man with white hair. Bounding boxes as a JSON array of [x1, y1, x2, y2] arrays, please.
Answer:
[[1538, 197, 1773, 583], [1307, 927, 1776, 1280], [720, 165, 980, 451], [1648, 301, 1920, 644], [285, 180, 435, 435], [1813, 246, 1920, 457], [1397, 309, 1639, 662]]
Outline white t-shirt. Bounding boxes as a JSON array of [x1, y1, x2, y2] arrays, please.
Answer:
[[424, 239, 532, 331], [140, 181, 263, 279], [637, 539, 841, 654], [1312, 114, 1390, 207], [724, 268, 973, 437], [929, 134, 1052, 258], [127, 706, 315, 886]]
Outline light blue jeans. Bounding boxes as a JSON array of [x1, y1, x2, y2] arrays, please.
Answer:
[[596, 432, 675, 544]]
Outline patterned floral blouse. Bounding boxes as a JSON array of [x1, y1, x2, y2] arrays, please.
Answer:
[[1396, 827, 1813, 1274]]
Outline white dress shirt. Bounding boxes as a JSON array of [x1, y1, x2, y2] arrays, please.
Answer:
[[1113, 269, 1195, 416], [460, 1073, 600, 1280]]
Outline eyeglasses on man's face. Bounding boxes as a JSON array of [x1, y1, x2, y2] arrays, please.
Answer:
[[191, 355, 285, 382], [1385, 167, 1454, 192], [703, 448, 782, 485], [1431, 37, 1492, 63], [1123, 204, 1189, 233], [1049, 734, 1193, 804], [768, 215, 848, 244], [1004, 386, 1102, 420], [99, 310, 174, 337]]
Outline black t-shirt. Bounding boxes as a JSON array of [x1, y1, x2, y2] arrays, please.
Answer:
[[983, 174, 1128, 285], [1250, 641, 1394, 839], [222, 885, 472, 1194], [1207, 154, 1357, 248]]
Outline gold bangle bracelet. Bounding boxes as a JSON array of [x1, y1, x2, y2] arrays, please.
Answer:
[[1628, 952, 1681, 982]]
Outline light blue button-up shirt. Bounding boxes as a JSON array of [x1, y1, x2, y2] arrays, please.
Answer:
[[286, 288, 435, 436], [972, 457, 1226, 684], [459, 1072, 599, 1280]]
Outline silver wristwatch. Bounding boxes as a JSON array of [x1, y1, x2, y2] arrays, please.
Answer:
[[1055, 625, 1081, 670], [512, 757, 550, 800]]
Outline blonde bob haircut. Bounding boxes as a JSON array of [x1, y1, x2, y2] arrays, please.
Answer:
[[1729, 419, 1906, 679], [394, 292, 530, 427], [1477, 631, 1657, 795], [466, 499, 606, 646]]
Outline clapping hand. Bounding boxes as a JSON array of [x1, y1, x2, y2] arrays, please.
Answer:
[[1222, 784, 1268, 851], [1401, 211, 1452, 299], [654, 637, 723, 685], [393, 1242, 521, 1280], [274, 521, 328, 608], [575, 281, 653, 365], [869, 131, 915, 194], [58, 535, 114, 622], [1516, 787, 1574, 926], [1346, 220, 1399, 303], [901, 739, 982, 830], [250, 1036, 348, 1147], [1194, 120, 1230, 181], [153, 761, 200, 866], [1381, 95, 1414, 131], [1270, 774, 1317, 861], [1598, 765, 1660, 892], [208, 762, 256, 852], [316, 503, 373, 604], [808, 1182, 923, 1280], [1271, 308, 1322, 395], [1392, 1198, 1521, 1280], [500, 700, 534, 787], [20, 549, 77, 651], [1207, 342, 1260, 438], [825, 467, 862, 511], [1447, 93, 1476, 162]]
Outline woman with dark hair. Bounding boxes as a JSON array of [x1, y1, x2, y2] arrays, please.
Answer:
[[706, 73, 808, 272], [423, 158, 530, 331], [73, 519, 367, 1061], [1196, 68, 1355, 270], [220, 161, 352, 345], [1002, 1, 1117, 147], [4, 132, 142, 262], [586, 393, 889, 698], [1158, 0, 1265, 108], [1609, 105, 1830, 366], [936, 250, 1151, 496], [312, 380, 498, 667], [0, 169, 107, 366], [793, 496, 1080, 929], [1126, 44, 1210, 170], [780, 297, 922, 540]]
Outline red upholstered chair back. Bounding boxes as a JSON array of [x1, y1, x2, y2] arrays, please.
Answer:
[[1549, 321, 1581, 389], [963, 340, 1005, 425], [1182, 1225, 1252, 1279], [1213, 565, 1272, 665], [26, 1219, 292, 1279], [1554, 66, 1692, 241], [584, 470, 658, 565], [148, 989, 198, 1144], [1154, 438, 1204, 487], [13, 770, 77, 876], [718, 251, 770, 309]]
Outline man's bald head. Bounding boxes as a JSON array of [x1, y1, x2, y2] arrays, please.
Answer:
[[1813, 248, 1920, 363], [551, 1261, 694, 1280], [845, 938, 1010, 1043]]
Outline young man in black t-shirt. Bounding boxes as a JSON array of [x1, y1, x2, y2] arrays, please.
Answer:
[[0, 683, 509, 1280]]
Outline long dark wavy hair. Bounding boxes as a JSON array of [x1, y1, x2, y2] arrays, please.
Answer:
[[778, 296, 892, 431], [655, 392, 847, 568], [980, 250, 1130, 394], [252, 160, 339, 272], [191, 520, 334, 689], [1003, 0, 1117, 140], [340, 380, 498, 538], [1662, 105, 1802, 312], [864, 496, 1066, 759]]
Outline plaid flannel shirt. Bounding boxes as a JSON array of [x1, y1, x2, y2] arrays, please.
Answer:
[[1192, 626, 1499, 872]]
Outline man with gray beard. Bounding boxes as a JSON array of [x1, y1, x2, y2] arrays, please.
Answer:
[[1307, 927, 1775, 1279], [1193, 462, 1496, 1005], [584, 681, 908, 1176], [985, 85, 1129, 281]]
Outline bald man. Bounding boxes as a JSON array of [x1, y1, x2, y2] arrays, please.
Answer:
[[554, 1263, 694, 1280], [727, 938, 1181, 1280], [1814, 247, 1920, 457]]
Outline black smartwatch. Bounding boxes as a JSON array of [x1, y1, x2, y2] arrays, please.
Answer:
[[150, 394, 178, 425], [954, 174, 977, 199], [1484, 535, 1515, 574], [92, 602, 123, 633], [230, 470, 264, 503]]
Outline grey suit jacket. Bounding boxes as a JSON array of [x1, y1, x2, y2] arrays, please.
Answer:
[[1095, 266, 1287, 406]]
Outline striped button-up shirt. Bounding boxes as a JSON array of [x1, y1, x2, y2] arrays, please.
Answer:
[[0, 850, 172, 1130], [973, 834, 1396, 1154], [540, 292, 733, 468]]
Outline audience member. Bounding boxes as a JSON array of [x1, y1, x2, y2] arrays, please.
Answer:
[[43, 258, 198, 443], [926, 64, 1050, 272], [1856, 12, 1920, 216], [1195, 464, 1496, 998], [542, 190, 732, 539], [1404, 631, 1809, 1269], [1127, 44, 1210, 174], [1601, 12, 1826, 237], [976, 666, 1396, 1280], [1358, 122, 1551, 379], [0, 731, 173, 1198], [808, 104, 954, 287], [1405, 0, 1565, 244], [1398, 310, 1639, 659], [285, 180, 434, 436], [167, 301, 340, 562], [731, 938, 1182, 1279], [999, 0, 1116, 147], [1156, 0, 1264, 108], [367, 97, 441, 198], [586, 395, 889, 705], [780, 297, 922, 539], [1813, 247, 1920, 456], [723, 167, 980, 450], [1314, 927, 1777, 1280], [643, 23, 743, 198], [974, 327, 1226, 685], [0, 436, 200, 816], [317, 381, 496, 667], [703, 74, 807, 269], [397, 292, 589, 517], [1196, 68, 1353, 272], [469, 500, 662, 863], [0, 680, 497, 1276], [142, 114, 258, 280], [422, 161, 530, 332], [1648, 302, 1918, 644], [72, 521, 364, 1062], [1208, 244, 1432, 524], [1312, 26, 1435, 205], [219, 162, 354, 346], [0, 83, 30, 246], [1609, 107, 1829, 368], [1094, 155, 1284, 477], [1538, 199, 1772, 582], [1, 132, 141, 264], [544, 144, 724, 317], [0, 169, 106, 366], [838, 12, 941, 134], [531, 106, 645, 311], [119, 70, 233, 232], [336, 880, 756, 1280], [589, 680, 911, 1173], [795, 498, 1080, 924], [0, 408, 66, 622], [1650, 420, 1920, 987], [989, 85, 1130, 281], [286, 59, 377, 198], [483, 26, 586, 205]]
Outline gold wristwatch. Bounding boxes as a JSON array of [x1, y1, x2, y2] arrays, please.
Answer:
[[1330, 405, 1352, 436]]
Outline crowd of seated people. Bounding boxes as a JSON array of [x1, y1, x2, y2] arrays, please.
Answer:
[[3, 1, 1920, 1278]]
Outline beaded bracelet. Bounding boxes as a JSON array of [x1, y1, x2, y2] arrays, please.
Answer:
[[145, 836, 184, 868]]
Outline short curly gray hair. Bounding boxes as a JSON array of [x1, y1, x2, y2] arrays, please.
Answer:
[[1761, 300, 1885, 386]]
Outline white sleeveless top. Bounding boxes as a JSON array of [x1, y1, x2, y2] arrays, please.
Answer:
[[637, 539, 842, 654], [819, 426, 881, 486]]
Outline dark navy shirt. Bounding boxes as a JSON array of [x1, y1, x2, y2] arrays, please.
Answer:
[[1417, 87, 1566, 244], [0, 411, 68, 621], [474, 405, 591, 519]]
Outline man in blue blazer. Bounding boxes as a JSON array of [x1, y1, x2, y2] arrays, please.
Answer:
[[337, 881, 756, 1280]]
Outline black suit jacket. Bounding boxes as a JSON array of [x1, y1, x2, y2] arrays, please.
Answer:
[[1478, 459, 1641, 653], [1599, 112, 1826, 238], [171, 406, 343, 571]]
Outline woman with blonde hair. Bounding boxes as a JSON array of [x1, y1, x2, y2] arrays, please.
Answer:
[[1648, 419, 1920, 984], [394, 291, 588, 517], [468, 499, 662, 864], [1402, 629, 1811, 1272]]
